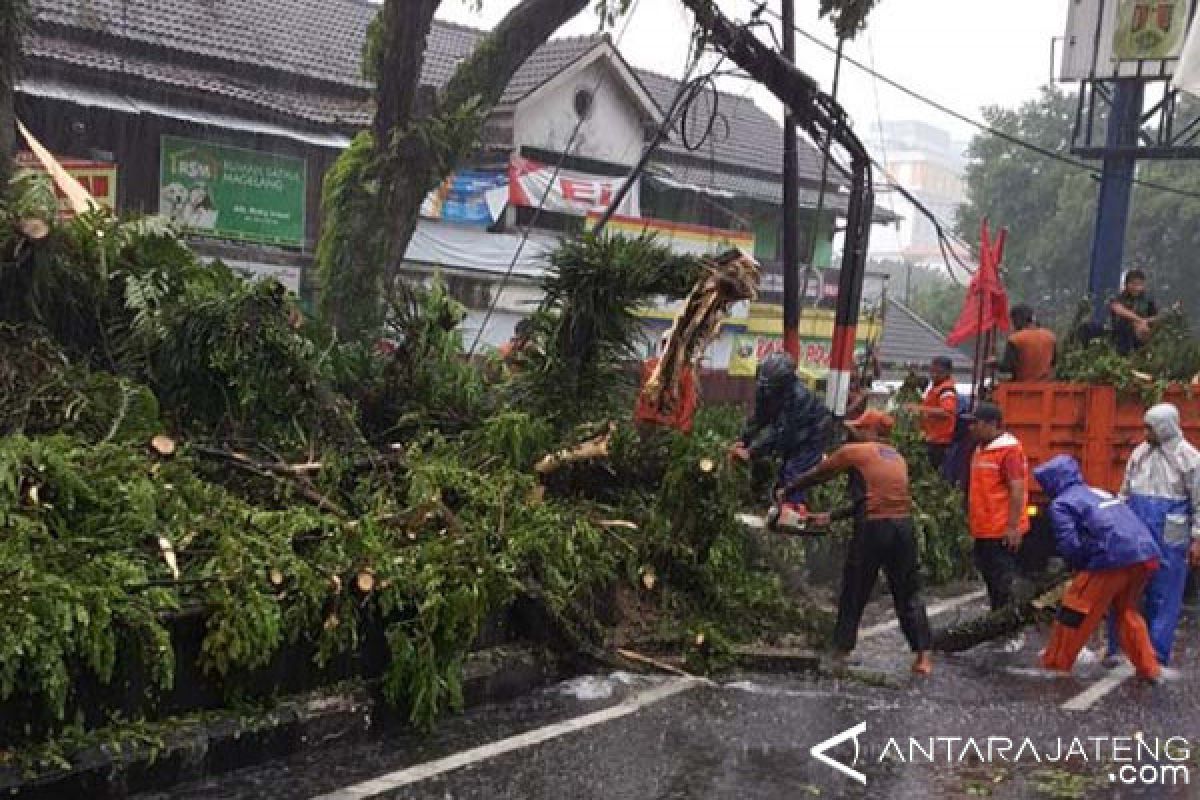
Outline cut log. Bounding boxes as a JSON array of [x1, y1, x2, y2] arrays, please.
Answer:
[[931, 570, 1069, 653], [698, 458, 716, 474], [534, 423, 615, 475], [150, 435, 177, 457], [640, 566, 657, 591], [598, 519, 638, 531], [268, 567, 285, 588], [18, 218, 50, 241], [157, 535, 181, 580]]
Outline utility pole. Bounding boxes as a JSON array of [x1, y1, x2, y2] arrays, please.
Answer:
[[1086, 79, 1143, 329], [781, 0, 800, 360]]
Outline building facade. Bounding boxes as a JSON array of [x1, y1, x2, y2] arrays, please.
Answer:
[[16, 0, 920, 379]]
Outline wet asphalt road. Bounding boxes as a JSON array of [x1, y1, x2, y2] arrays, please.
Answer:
[[141, 596, 1200, 800]]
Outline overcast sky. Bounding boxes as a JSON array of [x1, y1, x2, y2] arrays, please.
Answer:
[[435, 0, 1071, 144]]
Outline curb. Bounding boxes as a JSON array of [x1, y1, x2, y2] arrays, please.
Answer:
[[0, 645, 560, 799]]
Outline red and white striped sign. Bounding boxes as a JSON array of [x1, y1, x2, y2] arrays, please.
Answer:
[[508, 155, 640, 218]]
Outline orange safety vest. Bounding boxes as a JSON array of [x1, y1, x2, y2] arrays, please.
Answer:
[[921, 378, 957, 445], [968, 433, 1030, 540]]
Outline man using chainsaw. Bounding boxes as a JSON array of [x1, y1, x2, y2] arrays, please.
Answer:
[[778, 410, 934, 675], [730, 352, 832, 520], [1033, 455, 1162, 681], [1106, 403, 1200, 668]]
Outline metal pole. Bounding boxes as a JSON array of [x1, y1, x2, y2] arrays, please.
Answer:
[[1087, 79, 1144, 329], [782, 0, 800, 360], [797, 37, 846, 341]]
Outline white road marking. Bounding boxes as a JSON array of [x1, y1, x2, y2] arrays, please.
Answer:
[[1061, 665, 1135, 712], [310, 677, 704, 799], [860, 589, 988, 640]]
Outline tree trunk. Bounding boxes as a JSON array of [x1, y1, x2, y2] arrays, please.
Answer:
[[376, 0, 591, 269], [372, 0, 441, 148], [320, 0, 591, 341], [931, 570, 1069, 653], [0, 1, 30, 187]]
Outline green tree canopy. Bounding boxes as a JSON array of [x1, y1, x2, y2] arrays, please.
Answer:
[[958, 86, 1200, 327]]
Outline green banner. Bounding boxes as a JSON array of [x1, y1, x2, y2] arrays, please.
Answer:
[[159, 136, 306, 246]]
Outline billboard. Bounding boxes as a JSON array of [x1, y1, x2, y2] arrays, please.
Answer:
[[159, 136, 307, 246], [15, 152, 117, 218], [421, 169, 509, 226], [1061, 0, 1195, 80]]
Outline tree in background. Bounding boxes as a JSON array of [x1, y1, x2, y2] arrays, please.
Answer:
[[958, 86, 1200, 327], [0, 0, 30, 186], [956, 88, 1097, 327], [870, 258, 965, 333]]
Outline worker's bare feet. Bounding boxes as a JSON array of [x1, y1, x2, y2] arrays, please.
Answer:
[[911, 652, 933, 675]]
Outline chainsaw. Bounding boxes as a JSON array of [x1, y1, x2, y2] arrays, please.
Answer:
[[736, 503, 829, 537]]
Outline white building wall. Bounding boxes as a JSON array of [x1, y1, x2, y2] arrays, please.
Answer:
[[513, 58, 647, 167]]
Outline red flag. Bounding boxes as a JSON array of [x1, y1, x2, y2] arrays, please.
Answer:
[[946, 219, 1011, 346]]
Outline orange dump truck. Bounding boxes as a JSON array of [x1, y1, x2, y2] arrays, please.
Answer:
[[994, 383, 1200, 572], [995, 383, 1200, 499]]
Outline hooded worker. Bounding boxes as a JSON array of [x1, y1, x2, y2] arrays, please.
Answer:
[[1034, 455, 1162, 680], [730, 352, 832, 512], [1106, 403, 1200, 667]]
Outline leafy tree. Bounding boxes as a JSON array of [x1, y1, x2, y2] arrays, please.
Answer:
[[959, 86, 1200, 326], [956, 88, 1098, 324], [908, 278, 965, 335]]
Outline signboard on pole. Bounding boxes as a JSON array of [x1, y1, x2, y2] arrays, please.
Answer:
[[15, 151, 117, 218], [1061, 0, 1195, 80], [159, 136, 307, 246]]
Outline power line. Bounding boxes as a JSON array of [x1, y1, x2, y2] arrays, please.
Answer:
[[757, 6, 1200, 203]]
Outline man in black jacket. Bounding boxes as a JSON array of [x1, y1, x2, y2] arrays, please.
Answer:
[[730, 352, 832, 511]]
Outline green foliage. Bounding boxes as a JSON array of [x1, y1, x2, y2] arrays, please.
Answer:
[[892, 412, 972, 584], [514, 233, 703, 430], [0, 178, 833, 748], [1056, 308, 1200, 402], [959, 89, 1200, 329], [907, 278, 966, 335]]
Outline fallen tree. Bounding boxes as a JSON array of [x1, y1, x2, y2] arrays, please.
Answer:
[[932, 570, 1069, 653]]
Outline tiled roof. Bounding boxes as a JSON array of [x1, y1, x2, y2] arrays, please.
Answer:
[[23, 29, 373, 127], [30, 0, 379, 89], [635, 69, 826, 184], [879, 298, 973, 373], [23, 1, 841, 195]]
